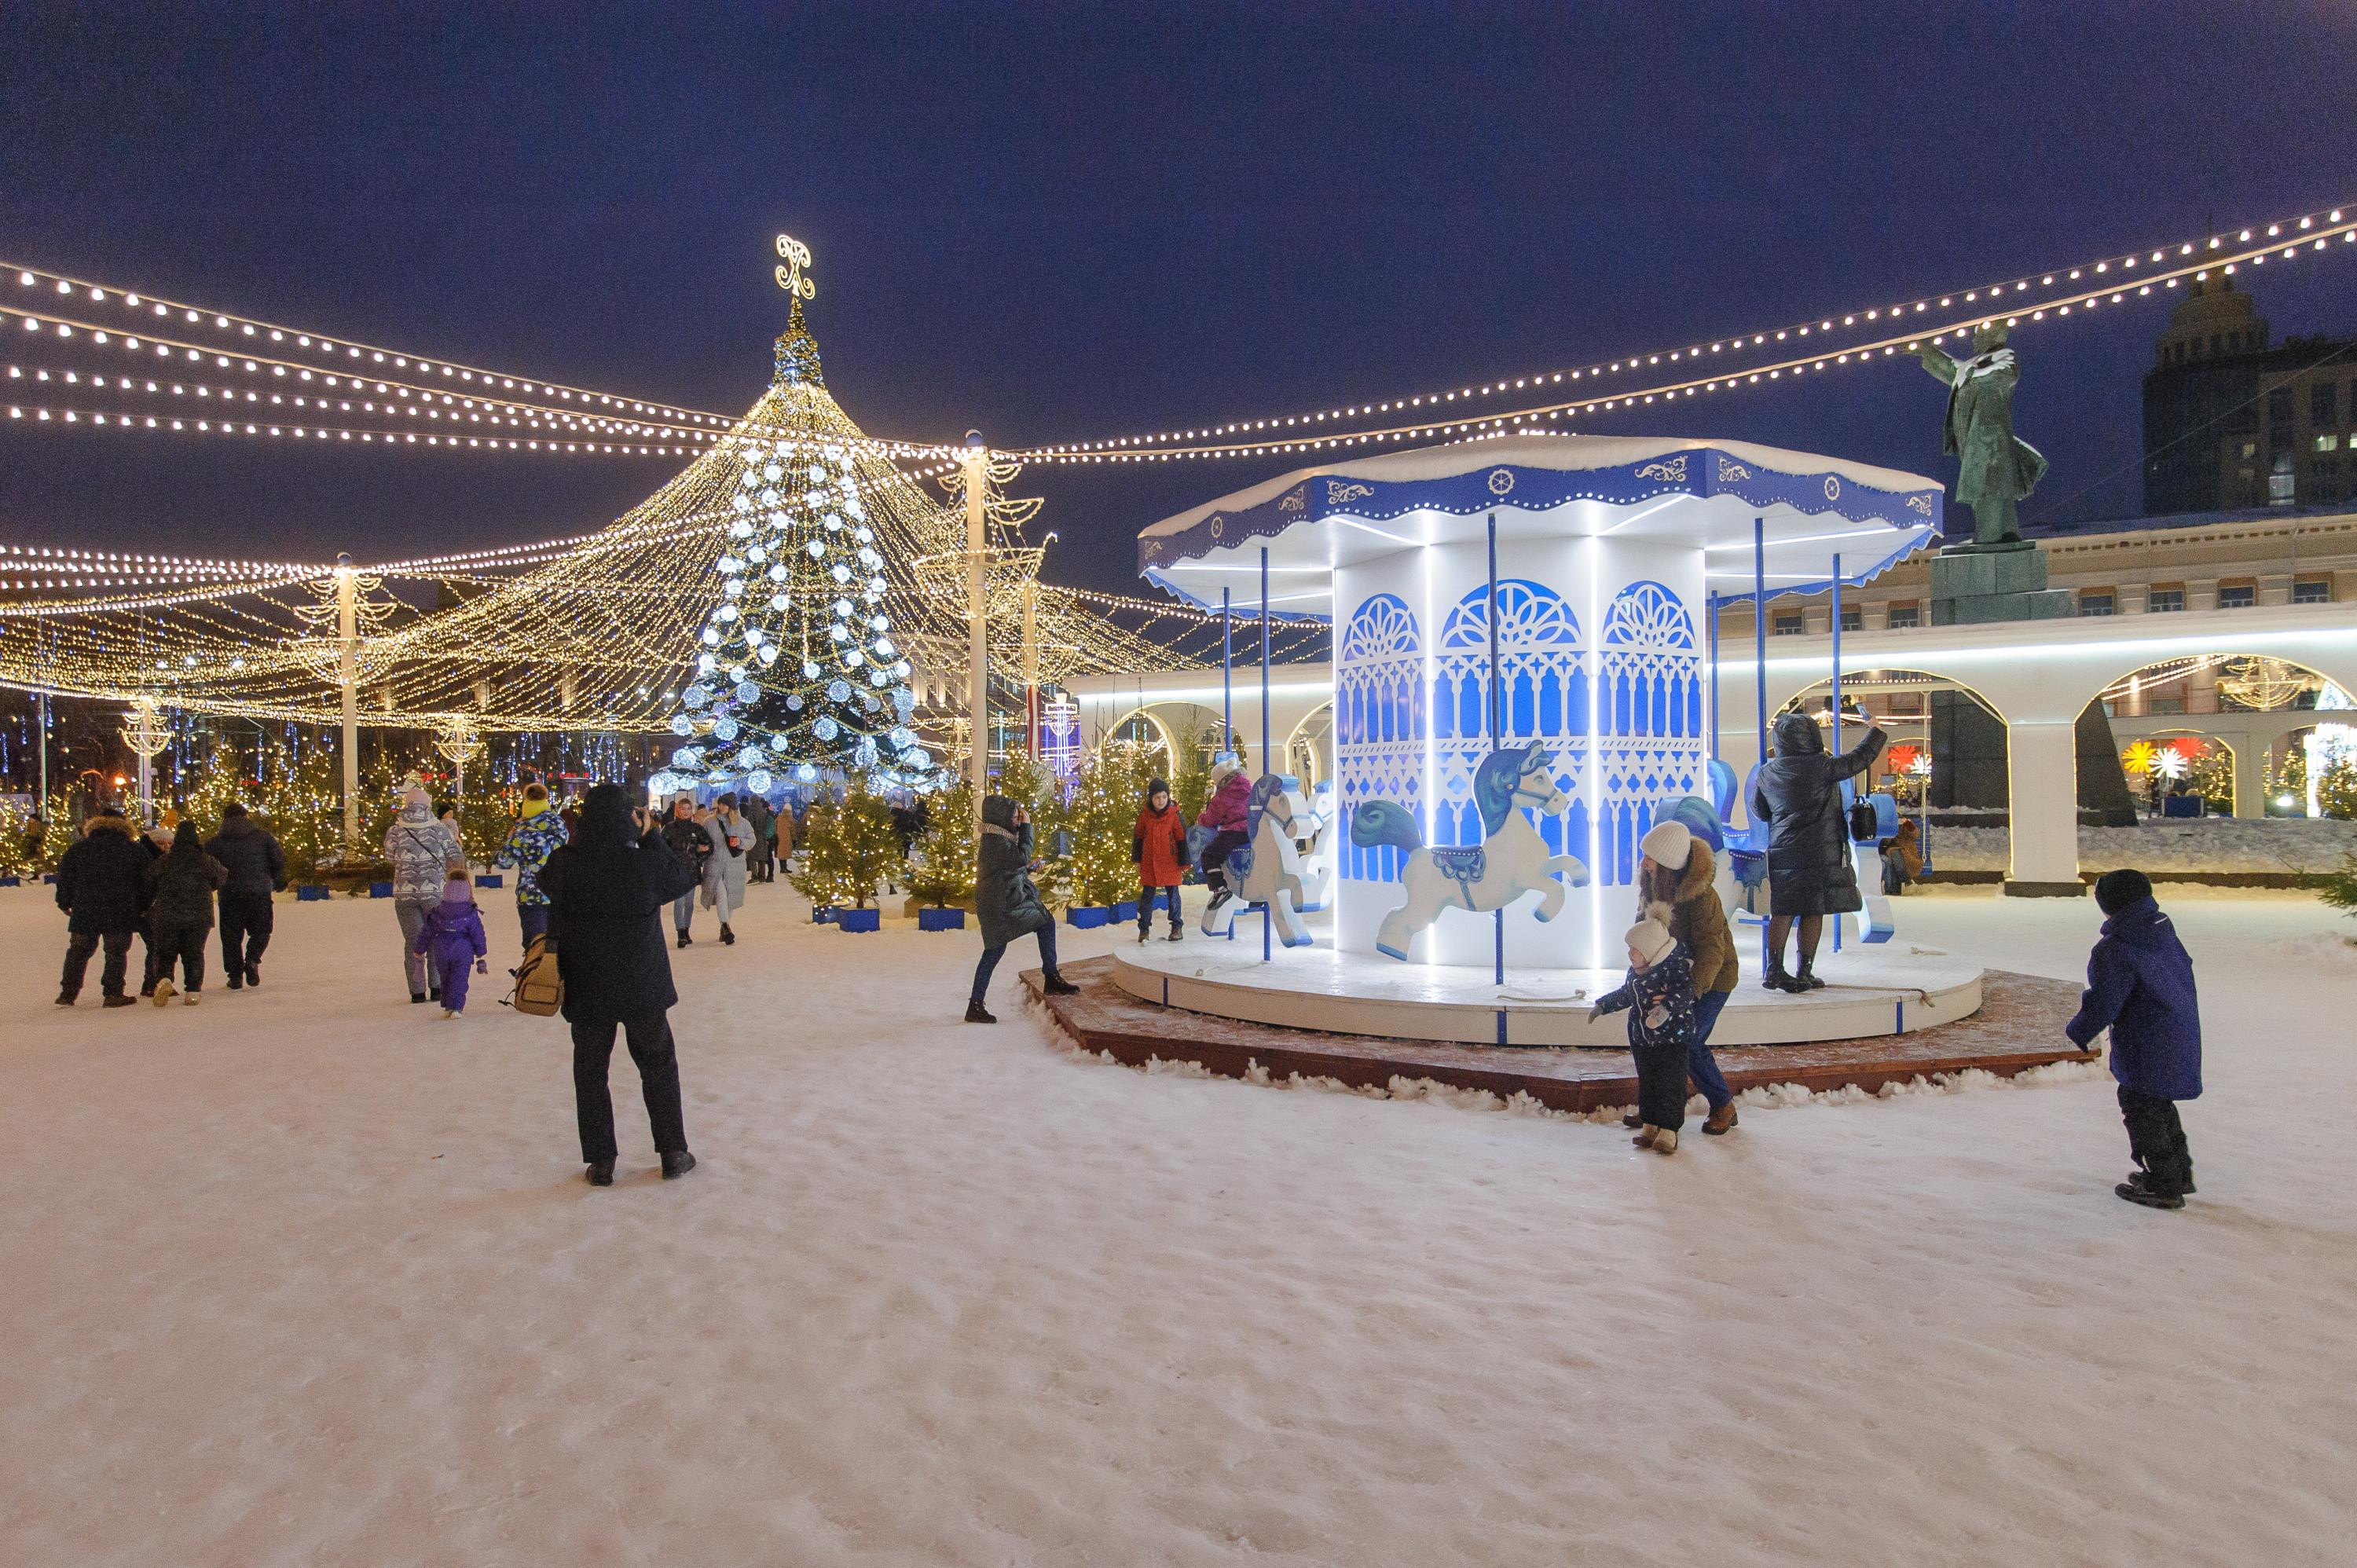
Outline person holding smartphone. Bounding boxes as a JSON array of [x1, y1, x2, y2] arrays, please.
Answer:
[[967, 794, 1077, 1023]]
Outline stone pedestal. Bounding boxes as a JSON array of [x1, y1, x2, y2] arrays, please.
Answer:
[[1929, 541, 2074, 625]]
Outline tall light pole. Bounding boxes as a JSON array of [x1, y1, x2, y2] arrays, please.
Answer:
[[962, 434, 988, 829], [335, 553, 362, 854]]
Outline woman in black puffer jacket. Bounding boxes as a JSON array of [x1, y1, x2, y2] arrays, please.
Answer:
[[142, 821, 226, 1003], [1748, 711, 1884, 991]]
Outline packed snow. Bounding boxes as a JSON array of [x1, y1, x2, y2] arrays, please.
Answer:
[[2, 880, 2353, 1566]]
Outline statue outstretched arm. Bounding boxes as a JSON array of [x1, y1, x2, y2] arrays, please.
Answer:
[[1914, 345, 1959, 383]]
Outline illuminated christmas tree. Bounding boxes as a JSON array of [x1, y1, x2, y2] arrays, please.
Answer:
[[649, 239, 929, 799]]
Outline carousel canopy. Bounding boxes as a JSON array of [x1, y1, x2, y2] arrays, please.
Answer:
[[1137, 434, 1944, 616]]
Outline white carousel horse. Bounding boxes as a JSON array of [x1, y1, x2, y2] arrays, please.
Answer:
[[1295, 780, 1336, 913], [1348, 745, 1589, 963], [1200, 774, 1314, 947]]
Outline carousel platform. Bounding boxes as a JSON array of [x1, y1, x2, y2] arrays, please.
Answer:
[[1108, 917, 1985, 1048], [1030, 959, 2092, 1116]]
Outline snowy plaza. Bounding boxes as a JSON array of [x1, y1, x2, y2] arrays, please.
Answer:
[[9, 7, 2357, 1566], [2, 883, 2353, 1564]]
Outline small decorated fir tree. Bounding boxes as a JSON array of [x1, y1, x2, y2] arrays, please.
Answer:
[[2318, 853, 2357, 921], [790, 783, 900, 910], [1063, 753, 1138, 908], [904, 778, 978, 908]]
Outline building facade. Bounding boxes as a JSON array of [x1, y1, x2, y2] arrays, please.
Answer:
[[2142, 277, 2355, 513]]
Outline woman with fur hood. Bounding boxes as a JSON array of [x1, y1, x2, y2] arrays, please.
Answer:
[[1630, 819, 1742, 1136], [1748, 711, 1884, 991]]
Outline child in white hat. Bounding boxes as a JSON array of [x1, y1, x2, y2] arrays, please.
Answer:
[[1589, 915, 1698, 1152]]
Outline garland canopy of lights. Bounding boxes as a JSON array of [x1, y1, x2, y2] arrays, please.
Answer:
[[2, 200, 2352, 773]]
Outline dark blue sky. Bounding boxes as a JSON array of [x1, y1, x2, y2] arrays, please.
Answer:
[[4, 0, 2354, 595]]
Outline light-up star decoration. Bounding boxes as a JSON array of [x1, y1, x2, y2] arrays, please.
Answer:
[[774, 234, 815, 301]]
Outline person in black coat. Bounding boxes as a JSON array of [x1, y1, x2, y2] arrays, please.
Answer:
[[659, 795, 713, 948], [1748, 711, 1884, 991], [2065, 869, 2204, 1210], [54, 804, 153, 1007], [966, 793, 1076, 1023], [205, 802, 287, 990], [541, 783, 702, 1186], [142, 821, 227, 1002]]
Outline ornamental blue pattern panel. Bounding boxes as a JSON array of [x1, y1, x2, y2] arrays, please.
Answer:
[[1428, 579, 1589, 869], [1597, 580, 1703, 885], [1337, 593, 1424, 883]]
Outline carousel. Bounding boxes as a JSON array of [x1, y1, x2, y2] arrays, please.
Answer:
[[1112, 434, 1985, 1048]]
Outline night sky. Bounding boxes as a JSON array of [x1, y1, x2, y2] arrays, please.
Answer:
[[4, 1, 2355, 596]]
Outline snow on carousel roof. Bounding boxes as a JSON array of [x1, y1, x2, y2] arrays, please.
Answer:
[[1137, 434, 1945, 617]]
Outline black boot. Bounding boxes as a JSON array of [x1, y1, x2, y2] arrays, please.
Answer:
[[2116, 1180, 2184, 1210], [1762, 961, 1792, 991], [1793, 961, 1825, 991], [1043, 974, 1080, 996], [965, 998, 996, 1024], [720, 923, 735, 946], [245, 963, 261, 988], [661, 1150, 697, 1180], [585, 1160, 614, 1187], [676, 930, 691, 949], [55, 990, 75, 1007]]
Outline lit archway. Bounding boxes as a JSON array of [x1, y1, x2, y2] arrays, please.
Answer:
[[2098, 653, 2348, 817], [1285, 701, 1333, 786]]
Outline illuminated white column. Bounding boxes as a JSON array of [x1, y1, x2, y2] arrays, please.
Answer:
[[2004, 718, 2083, 894]]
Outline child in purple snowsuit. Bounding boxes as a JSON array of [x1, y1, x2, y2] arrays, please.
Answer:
[[413, 866, 489, 1018]]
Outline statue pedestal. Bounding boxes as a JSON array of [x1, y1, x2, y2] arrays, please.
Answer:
[[1929, 541, 2073, 625]]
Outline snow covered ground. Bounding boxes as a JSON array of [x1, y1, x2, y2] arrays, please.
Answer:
[[1927, 814, 2357, 874], [2, 881, 2353, 1567]]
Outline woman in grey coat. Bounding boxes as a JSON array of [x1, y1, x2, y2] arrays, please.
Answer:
[[701, 795, 750, 946], [967, 793, 1076, 1023], [1748, 711, 1884, 991]]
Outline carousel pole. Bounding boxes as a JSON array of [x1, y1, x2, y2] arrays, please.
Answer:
[[335, 554, 361, 853], [1831, 553, 1844, 955], [1487, 512, 1504, 990], [1221, 586, 1233, 758], [1754, 517, 1769, 976], [1706, 590, 1721, 764], [1259, 548, 1272, 964], [962, 438, 988, 836]]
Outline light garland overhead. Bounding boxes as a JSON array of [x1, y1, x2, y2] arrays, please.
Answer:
[[1006, 202, 2356, 462]]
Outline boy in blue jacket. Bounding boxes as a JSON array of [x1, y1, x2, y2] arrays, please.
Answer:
[[2065, 870, 2201, 1210]]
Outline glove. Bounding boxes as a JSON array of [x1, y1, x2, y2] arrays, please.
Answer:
[[1585, 1002, 1601, 1024], [475, 958, 489, 974]]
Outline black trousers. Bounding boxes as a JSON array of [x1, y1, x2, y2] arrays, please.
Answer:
[[1633, 1037, 1690, 1132], [218, 888, 274, 980], [571, 1013, 687, 1164], [2119, 1086, 2194, 1196], [61, 929, 134, 999], [148, 919, 211, 992], [1200, 830, 1248, 893]]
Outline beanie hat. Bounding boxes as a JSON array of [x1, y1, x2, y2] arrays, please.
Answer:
[[1623, 918, 1676, 968], [1638, 819, 1693, 871], [1146, 778, 1170, 798], [2094, 868, 2153, 915], [522, 782, 548, 804]]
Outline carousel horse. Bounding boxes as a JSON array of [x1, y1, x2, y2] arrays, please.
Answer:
[[1199, 774, 1314, 947], [1295, 779, 1336, 913], [1348, 745, 1589, 963]]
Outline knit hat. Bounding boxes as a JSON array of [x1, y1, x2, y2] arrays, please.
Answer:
[[2094, 868, 2153, 915], [1638, 819, 1693, 871], [1146, 778, 1170, 799], [1624, 917, 1676, 968]]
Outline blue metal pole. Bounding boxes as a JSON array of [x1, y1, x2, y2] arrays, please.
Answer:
[[1706, 589, 1721, 764], [1488, 512, 1503, 988], [1221, 587, 1232, 759], [1260, 548, 1272, 963], [1831, 552, 1843, 955], [1754, 516, 1769, 976]]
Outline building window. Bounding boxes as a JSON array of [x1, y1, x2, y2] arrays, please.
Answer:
[[2270, 451, 2296, 504], [2318, 433, 2342, 452], [1839, 604, 1864, 632], [2294, 578, 2333, 604], [2148, 587, 2185, 613], [2146, 696, 2187, 716], [1885, 602, 1922, 629], [2241, 441, 2258, 460], [2316, 382, 2341, 428], [2269, 387, 2295, 430], [2079, 590, 2115, 617], [1772, 610, 1805, 636], [2218, 583, 2256, 609]]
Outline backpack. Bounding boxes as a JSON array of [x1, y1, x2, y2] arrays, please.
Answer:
[[504, 933, 563, 1016]]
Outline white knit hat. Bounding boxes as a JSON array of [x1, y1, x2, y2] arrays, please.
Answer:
[[1638, 819, 1693, 871], [1623, 917, 1676, 968]]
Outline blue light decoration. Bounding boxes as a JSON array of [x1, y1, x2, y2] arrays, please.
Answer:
[[1039, 694, 1083, 786]]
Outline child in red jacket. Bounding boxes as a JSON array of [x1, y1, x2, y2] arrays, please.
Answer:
[[1132, 778, 1187, 942]]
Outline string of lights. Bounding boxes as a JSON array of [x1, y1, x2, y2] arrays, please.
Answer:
[[1006, 202, 2356, 460]]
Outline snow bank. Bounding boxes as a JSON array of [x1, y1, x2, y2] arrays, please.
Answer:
[[1928, 815, 2357, 873]]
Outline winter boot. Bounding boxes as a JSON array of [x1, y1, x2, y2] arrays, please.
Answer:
[[411, 991, 427, 1004], [1622, 1112, 1645, 1130], [965, 998, 997, 1024], [1632, 1125, 1659, 1149], [102, 995, 137, 1009], [676, 930, 691, 949], [226, 973, 243, 991], [661, 1150, 697, 1180], [1702, 1101, 1739, 1136], [1651, 1128, 1679, 1155], [183, 991, 200, 1006], [1167, 925, 1183, 942], [1761, 961, 1792, 991], [2115, 1181, 2183, 1211], [585, 1160, 615, 1187], [1792, 961, 1826, 991], [245, 963, 261, 988], [1137, 921, 1150, 944], [720, 923, 735, 946], [55, 991, 75, 1007], [151, 977, 175, 1007], [1043, 975, 1081, 997]]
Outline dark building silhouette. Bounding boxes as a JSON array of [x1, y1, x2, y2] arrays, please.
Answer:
[[2143, 277, 2356, 514]]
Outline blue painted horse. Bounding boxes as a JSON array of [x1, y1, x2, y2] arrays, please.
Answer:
[[1348, 745, 1589, 963]]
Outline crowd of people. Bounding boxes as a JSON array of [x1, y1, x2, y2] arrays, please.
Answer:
[[39, 722, 2206, 1210]]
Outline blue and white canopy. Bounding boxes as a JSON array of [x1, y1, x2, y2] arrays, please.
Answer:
[[1137, 434, 1944, 616]]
